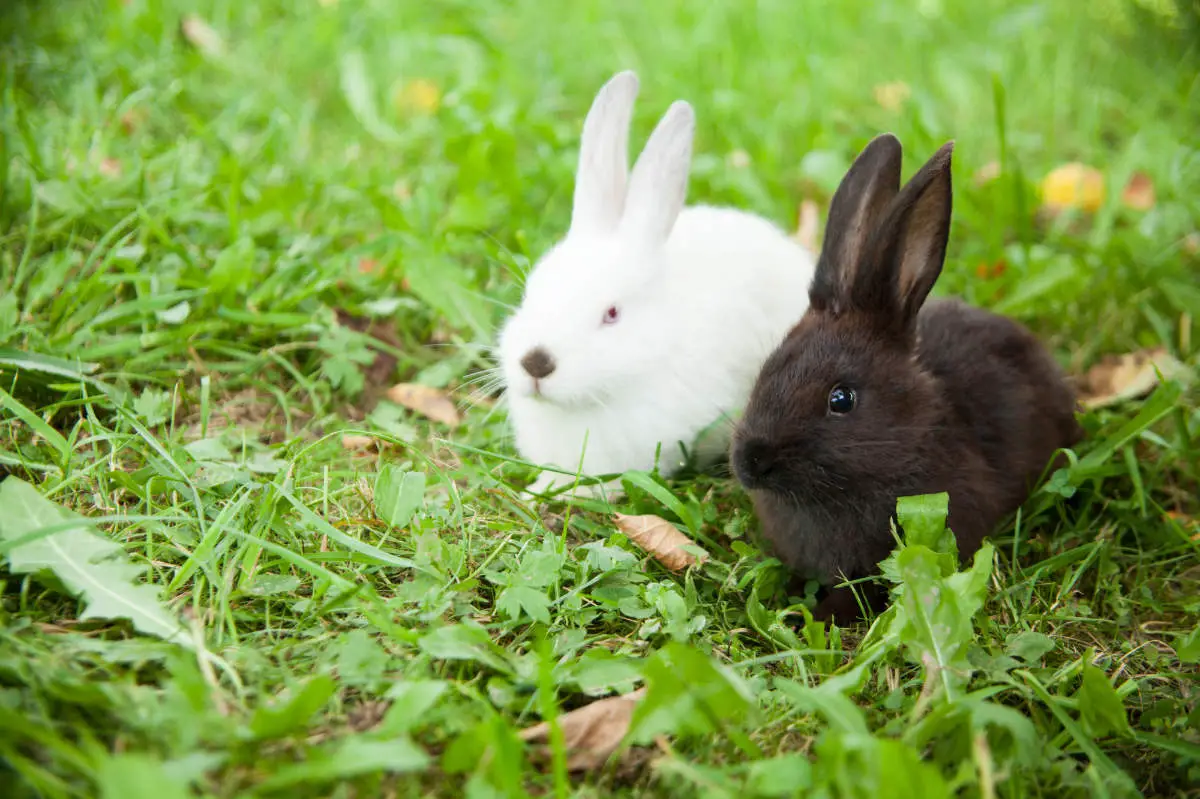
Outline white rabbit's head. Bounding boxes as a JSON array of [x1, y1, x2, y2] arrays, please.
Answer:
[[499, 71, 696, 409]]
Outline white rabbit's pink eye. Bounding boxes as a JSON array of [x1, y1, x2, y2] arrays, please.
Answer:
[[601, 306, 620, 325]]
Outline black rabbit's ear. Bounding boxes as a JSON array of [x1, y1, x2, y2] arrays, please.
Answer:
[[860, 141, 954, 330], [809, 134, 903, 314]]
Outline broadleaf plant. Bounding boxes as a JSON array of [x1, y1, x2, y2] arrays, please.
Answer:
[[0, 477, 192, 648]]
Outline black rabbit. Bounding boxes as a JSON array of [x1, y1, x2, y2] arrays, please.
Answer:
[[731, 134, 1083, 623]]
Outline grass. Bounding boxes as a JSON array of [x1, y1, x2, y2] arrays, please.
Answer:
[[1, 0, 1198, 796]]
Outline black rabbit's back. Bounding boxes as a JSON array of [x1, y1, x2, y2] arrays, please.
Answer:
[[916, 298, 1082, 507]]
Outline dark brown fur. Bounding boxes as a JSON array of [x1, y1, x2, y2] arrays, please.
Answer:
[[731, 134, 1082, 624]]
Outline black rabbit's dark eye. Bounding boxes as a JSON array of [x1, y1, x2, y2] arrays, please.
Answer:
[[828, 385, 857, 414]]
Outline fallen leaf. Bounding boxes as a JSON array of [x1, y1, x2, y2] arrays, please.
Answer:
[[873, 80, 911, 113], [519, 688, 646, 771], [794, 199, 820, 255], [180, 14, 226, 57], [973, 160, 1001, 187], [727, 149, 751, 169], [392, 79, 441, 116], [341, 434, 376, 450], [1077, 347, 1188, 409], [613, 513, 706, 571], [119, 109, 146, 135], [1039, 162, 1105, 215], [975, 259, 1007, 280], [1167, 512, 1200, 542], [1165, 511, 1197, 529], [386, 383, 460, 427], [98, 158, 122, 178], [1121, 171, 1156, 211]]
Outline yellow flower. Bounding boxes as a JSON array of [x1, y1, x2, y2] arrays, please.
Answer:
[[393, 79, 442, 116], [1040, 162, 1105, 213]]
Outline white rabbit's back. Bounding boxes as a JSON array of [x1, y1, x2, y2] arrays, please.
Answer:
[[667, 205, 815, 319], [663, 204, 816, 379]]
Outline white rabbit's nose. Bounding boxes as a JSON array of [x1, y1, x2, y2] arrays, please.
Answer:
[[520, 348, 556, 379]]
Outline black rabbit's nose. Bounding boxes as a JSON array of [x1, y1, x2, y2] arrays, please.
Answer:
[[732, 438, 778, 488], [520, 347, 556, 379]]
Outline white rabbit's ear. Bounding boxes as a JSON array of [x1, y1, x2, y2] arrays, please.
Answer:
[[569, 71, 640, 238], [620, 100, 695, 248]]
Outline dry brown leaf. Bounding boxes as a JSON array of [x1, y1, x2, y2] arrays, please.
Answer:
[[180, 15, 226, 57], [1039, 162, 1105, 215], [614, 513, 706, 571], [1165, 511, 1200, 541], [973, 160, 1002, 187], [873, 81, 911, 112], [98, 158, 122, 178], [1165, 510, 1197, 527], [357, 258, 380, 275], [975, 259, 1007, 280], [1077, 347, 1188, 410], [341, 434, 376, 450], [119, 109, 146, 135], [794, 199, 820, 255], [519, 688, 646, 772], [386, 383, 460, 427], [1121, 171, 1156, 211]]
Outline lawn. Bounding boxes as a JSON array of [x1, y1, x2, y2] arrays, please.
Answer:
[[1, 0, 1198, 796]]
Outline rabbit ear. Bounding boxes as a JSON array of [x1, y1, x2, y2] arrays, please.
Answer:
[[809, 134, 903, 314], [619, 100, 695, 248], [569, 71, 640, 237], [859, 141, 954, 330]]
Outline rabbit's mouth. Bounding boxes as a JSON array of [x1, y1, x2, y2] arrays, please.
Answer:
[[509, 377, 556, 405], [511, 377, 604, 411], [511, 374, 549, 401]]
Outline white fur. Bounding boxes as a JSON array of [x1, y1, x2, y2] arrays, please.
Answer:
[[498, 71, 816, 495]]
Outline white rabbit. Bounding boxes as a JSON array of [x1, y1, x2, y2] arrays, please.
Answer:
[[498, 70, 816, 497]]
